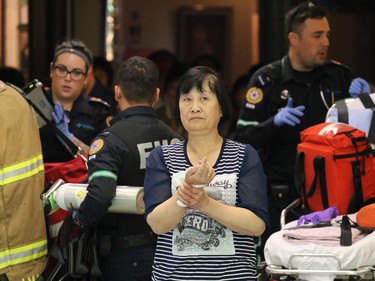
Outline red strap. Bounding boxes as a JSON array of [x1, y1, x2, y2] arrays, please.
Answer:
[[48, 208, 72, 225]]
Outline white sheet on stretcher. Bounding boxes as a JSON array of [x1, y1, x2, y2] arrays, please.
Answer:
[[264, 214, 375, 281]]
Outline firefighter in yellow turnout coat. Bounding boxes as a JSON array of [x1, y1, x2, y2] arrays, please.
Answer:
[[0, 81, 47, 280]]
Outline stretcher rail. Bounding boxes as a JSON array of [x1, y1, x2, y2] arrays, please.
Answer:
[[266, 252, 374, 280], [266, 264, 373, 278]]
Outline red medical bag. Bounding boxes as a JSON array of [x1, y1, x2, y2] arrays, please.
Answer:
[[295, 122, 375, 215]]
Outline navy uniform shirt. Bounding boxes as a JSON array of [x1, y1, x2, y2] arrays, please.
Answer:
[[235, 55, 351, 185], [77, 106, 183, 235], [40, 91, 111, 163]]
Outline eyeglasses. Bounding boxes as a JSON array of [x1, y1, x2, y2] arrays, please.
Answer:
[[54, 65, 86, 81]]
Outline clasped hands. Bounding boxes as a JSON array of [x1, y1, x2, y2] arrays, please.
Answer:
[[176, 157, 215, 209]]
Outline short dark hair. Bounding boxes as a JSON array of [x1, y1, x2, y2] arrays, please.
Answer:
[[117, 56, 159, 104], [174, 66, 225, 125], [285, 1, 328, 37], [53, 39, 93, 71]]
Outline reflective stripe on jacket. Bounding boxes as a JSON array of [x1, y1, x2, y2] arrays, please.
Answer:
[[0, 153, 44, 186], [0, 239, 47, 270], [0, 81, 47, 278]]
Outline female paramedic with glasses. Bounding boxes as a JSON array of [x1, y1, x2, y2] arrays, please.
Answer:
[[39, 39, 112, 163]]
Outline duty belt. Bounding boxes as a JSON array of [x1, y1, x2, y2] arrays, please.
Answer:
[[111, 232, 155, 250]]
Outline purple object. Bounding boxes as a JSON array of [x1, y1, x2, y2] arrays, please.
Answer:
[[297, 206, 339, 226]]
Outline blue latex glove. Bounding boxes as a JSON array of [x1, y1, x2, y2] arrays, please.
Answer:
[[297, 206, 338, 226], [349, 77, 371, 97], [274, 97, 305, 127], [52, 102, 73, 139]]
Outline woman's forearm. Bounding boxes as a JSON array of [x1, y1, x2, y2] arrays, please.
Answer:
[[199, 198, 266, 236], [146, 193, 187, 234]]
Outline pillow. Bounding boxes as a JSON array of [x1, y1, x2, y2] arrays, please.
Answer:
[[356, 203, 375, 232]]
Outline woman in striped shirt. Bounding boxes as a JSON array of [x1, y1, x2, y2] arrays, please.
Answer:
[[144, 66, 269, 281]]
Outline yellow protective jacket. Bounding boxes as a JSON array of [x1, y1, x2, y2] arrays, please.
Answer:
[[0, 82, 47, 280]]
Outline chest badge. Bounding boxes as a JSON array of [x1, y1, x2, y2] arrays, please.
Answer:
[[280, 89, 290, 100]]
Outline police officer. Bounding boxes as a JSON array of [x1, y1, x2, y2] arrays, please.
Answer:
[[236, 2, 368, 239], [73, 56, 183, 281], [39, 39, 111, 162]]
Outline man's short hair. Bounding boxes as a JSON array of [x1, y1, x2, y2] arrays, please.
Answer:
[[285, 1, 328, 37], [117, 56, 159, 104]]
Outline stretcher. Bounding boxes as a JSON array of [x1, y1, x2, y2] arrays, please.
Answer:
[[263, 199, 375, 281]]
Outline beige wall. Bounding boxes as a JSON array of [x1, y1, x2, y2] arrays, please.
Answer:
[[121, 0, 258, 86], [74, 0, 103, 56], [3, 0, 20, 67], [72, 0, 258, 87]]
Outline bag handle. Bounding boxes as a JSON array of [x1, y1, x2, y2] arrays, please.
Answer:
[[335, 99, 349, 124], [9, 82, 81, 158], [358, 93, 375, 144], [309, 157, 329, 210], [295, 152, 329, 211], [340, 215, 352, 246], [294, 151, 305, 197], [347, 160, 364, 213]]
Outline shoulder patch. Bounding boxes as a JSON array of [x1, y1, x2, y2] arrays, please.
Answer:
[[246, 87, 263, 104], [89, 138, 105, 155], [89, 96, 110, 108]]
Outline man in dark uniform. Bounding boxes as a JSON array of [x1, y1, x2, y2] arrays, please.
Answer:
[[235, 2, 368, 242], [73, 56, 183, 281], [39, 39, 111, 162]]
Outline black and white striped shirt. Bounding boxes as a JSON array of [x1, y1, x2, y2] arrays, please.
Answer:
[[144, 138, 269, 281]]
